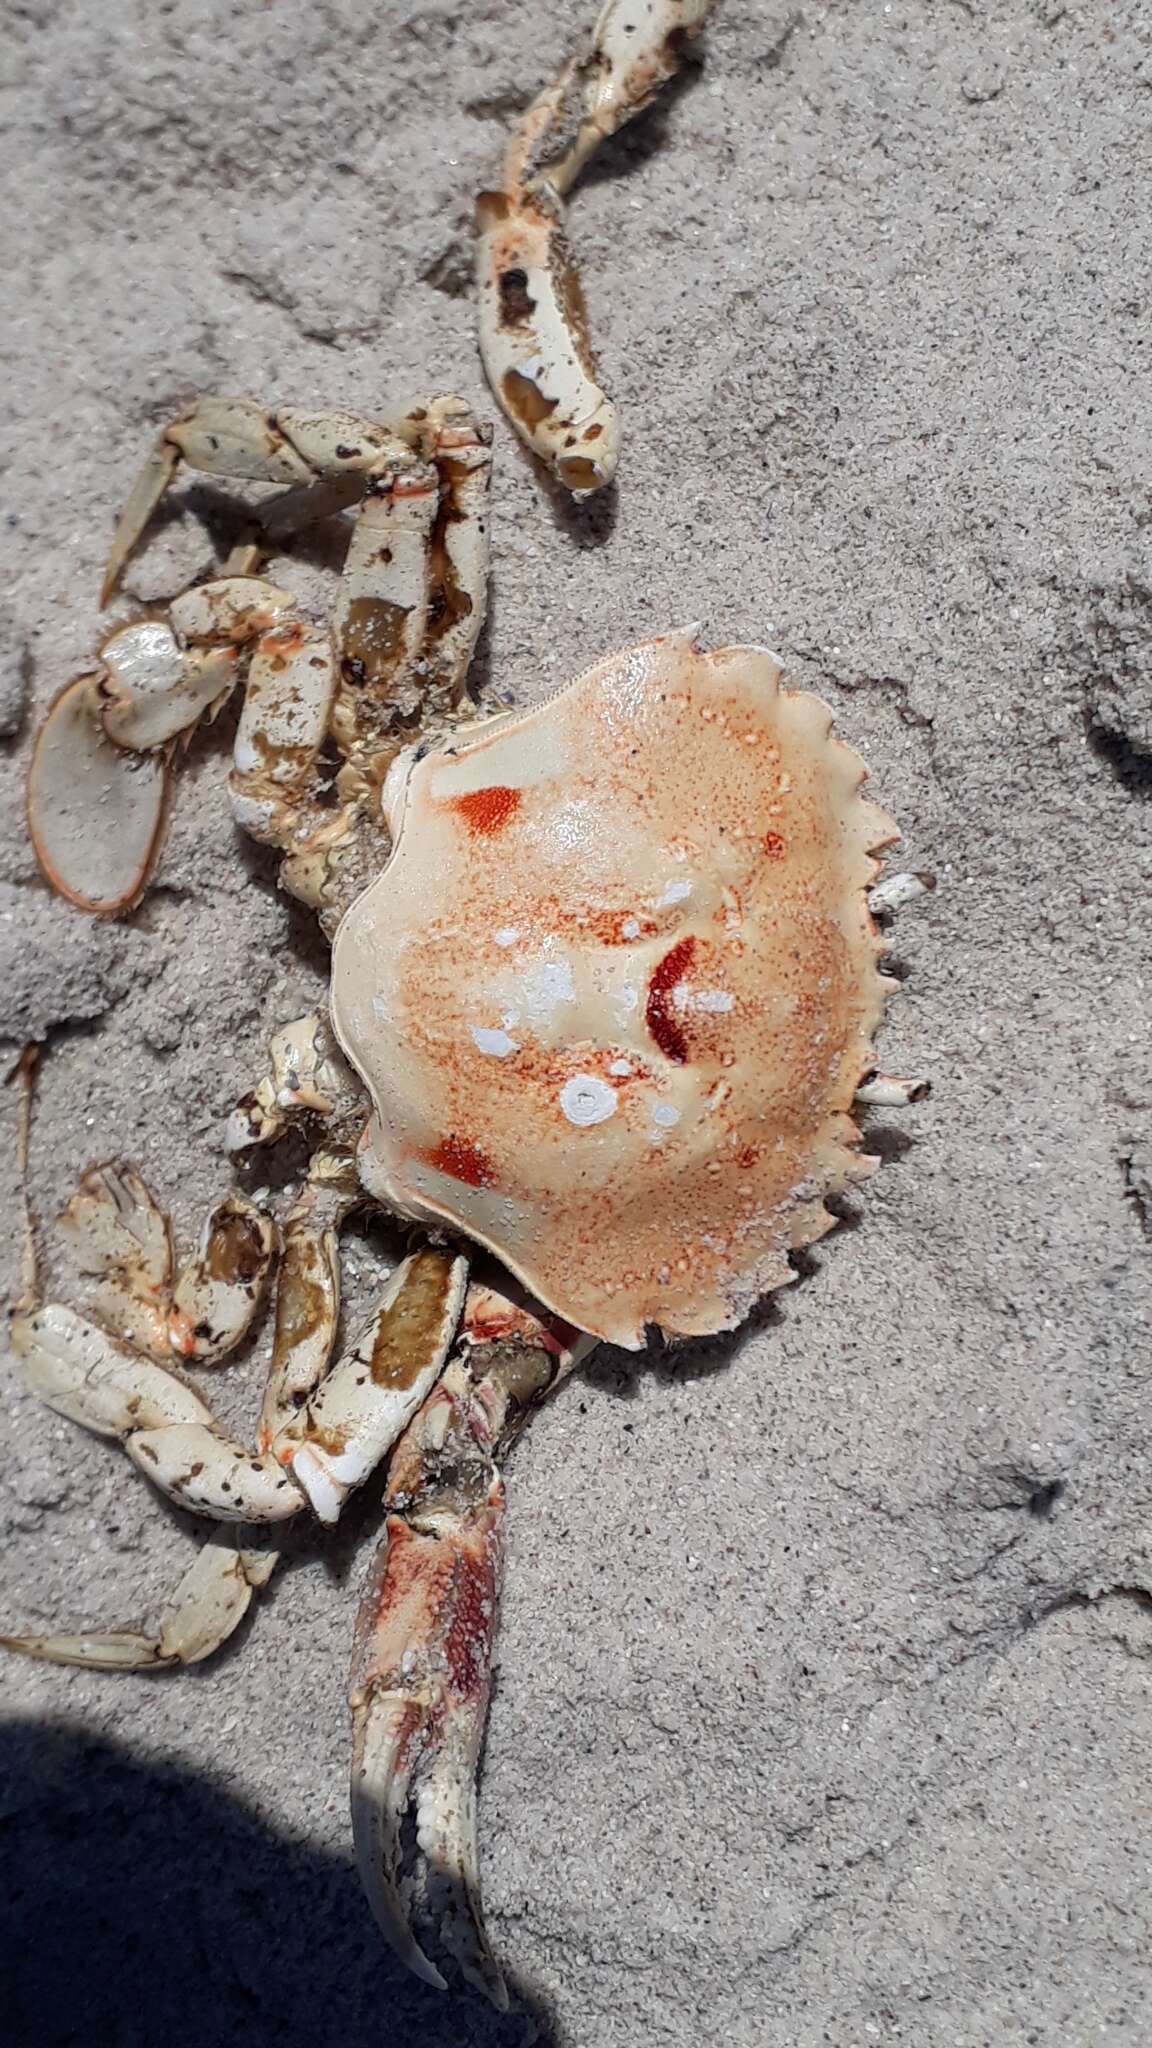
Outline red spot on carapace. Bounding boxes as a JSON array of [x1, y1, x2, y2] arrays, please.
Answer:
[[646, 936, 697, 1064], [427, 1135, 496, 1187], [763, 832, 786, 859], [452, 784, 522, 836]]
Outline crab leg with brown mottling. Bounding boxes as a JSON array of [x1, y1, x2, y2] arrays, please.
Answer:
[[476, 0, 717, 492], [28, 397, 491, 922], [350, 1283, 591, 2006], [5, 1146, 469, 1666]]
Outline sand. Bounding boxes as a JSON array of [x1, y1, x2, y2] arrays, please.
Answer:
[[1, 3, 1150, 2043]]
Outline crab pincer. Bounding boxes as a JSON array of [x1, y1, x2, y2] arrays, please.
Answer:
[[350, 1288, 585, 2004]]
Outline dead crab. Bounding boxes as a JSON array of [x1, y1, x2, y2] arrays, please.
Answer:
[[7, 0, 934, 2012]]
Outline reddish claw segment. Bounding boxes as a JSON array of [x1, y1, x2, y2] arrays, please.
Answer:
[[350, 1489, 505, 2003], [349, 1286, 587, 2006]]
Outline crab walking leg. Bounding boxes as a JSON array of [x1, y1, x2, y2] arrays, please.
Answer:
[[102, 398, 412, 604], [56, 1161, 174, 1361], [2, 1532, 278, 1672], [275, 1250, 469, 1523], [423, 421, 493, 712], [350, 1288, 590, 2004], [168, 1194, 279, 1363], [330, 461, 440, 761], [228, 623, 338, 852], [258, 1154, 362, 1447], [543, 0, 718, 197], [476, 154, 617, 495], [3, 1246, 466, 1668], [226, 1013, 367, 1156], [330, 407, 493, 762], [55, 1161, 278, 1367], [101, 393, 481, 603], [477, 3, 716, 491]]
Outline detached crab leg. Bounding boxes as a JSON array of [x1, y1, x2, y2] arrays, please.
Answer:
[[350, 1286, 590, 2005], [477, 0, 716, 492], [1, 1533, 278, 1672]]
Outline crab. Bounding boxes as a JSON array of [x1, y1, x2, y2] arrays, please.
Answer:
[[6, 0, 934, 2012]]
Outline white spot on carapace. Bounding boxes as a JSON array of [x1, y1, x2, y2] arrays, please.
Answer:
[[609, 1057, 633, 1077], [560, 1075, 618, 1127], [651, 1102, 681, 1128], [657, 877, 693, 908], [620, 917, 642, 940], [472, 1025, 520, 1057], [692, 988, 735, 1013], [524, 955, 576, 1019], [494, 926, 520, 948]]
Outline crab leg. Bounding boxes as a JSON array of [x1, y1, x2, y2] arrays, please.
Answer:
[[1, 1533, 278, 1672], [168, 1194, 279, 1363], [5, 1250, 472, 1666], [543, 0, 717, 198], [227, 620, 339, 862], [276, 1250, 468, 1523], [350, 1286, 589, 2004], [477, 0, 716, 492], [56, 1160, 174, 1359], [102, 399, 399, 604], [101, 394, 482, 605], [476, 83, 617, 496], [56, 1161, 278, 1366], [223, 1022, 369, 1443], [329, 403, 492, 763], [257, 1153, 362, 1446], [226, 1012, 366, 1156]]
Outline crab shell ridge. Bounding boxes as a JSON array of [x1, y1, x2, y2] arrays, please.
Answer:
[[330, 632, 898, 1350]]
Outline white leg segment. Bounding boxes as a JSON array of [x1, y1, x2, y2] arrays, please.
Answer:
[[1, 1534, 278, 1671], [276, 1250, 468, 1524], [168, 1194, 279, 1363], [229, 625, 337, 849]]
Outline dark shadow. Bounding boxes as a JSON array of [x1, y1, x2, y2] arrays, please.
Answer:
[[506, 427, 620, 551], [1081, 698, 1152, 798], [858, 1121, 916, 1165], [570, 60, 703, 196], [543, 473, 619, 551], [0, 1717, 558, 2048], [581, 1253, 812, 1404]]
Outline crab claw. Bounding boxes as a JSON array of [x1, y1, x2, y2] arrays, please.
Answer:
[[349, 1483, 507, 2008]]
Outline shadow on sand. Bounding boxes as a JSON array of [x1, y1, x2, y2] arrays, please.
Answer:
[[0, 1717, 558, 2048]]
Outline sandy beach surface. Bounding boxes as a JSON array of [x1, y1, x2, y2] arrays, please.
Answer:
[[1, 4, 1150, 2043]]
